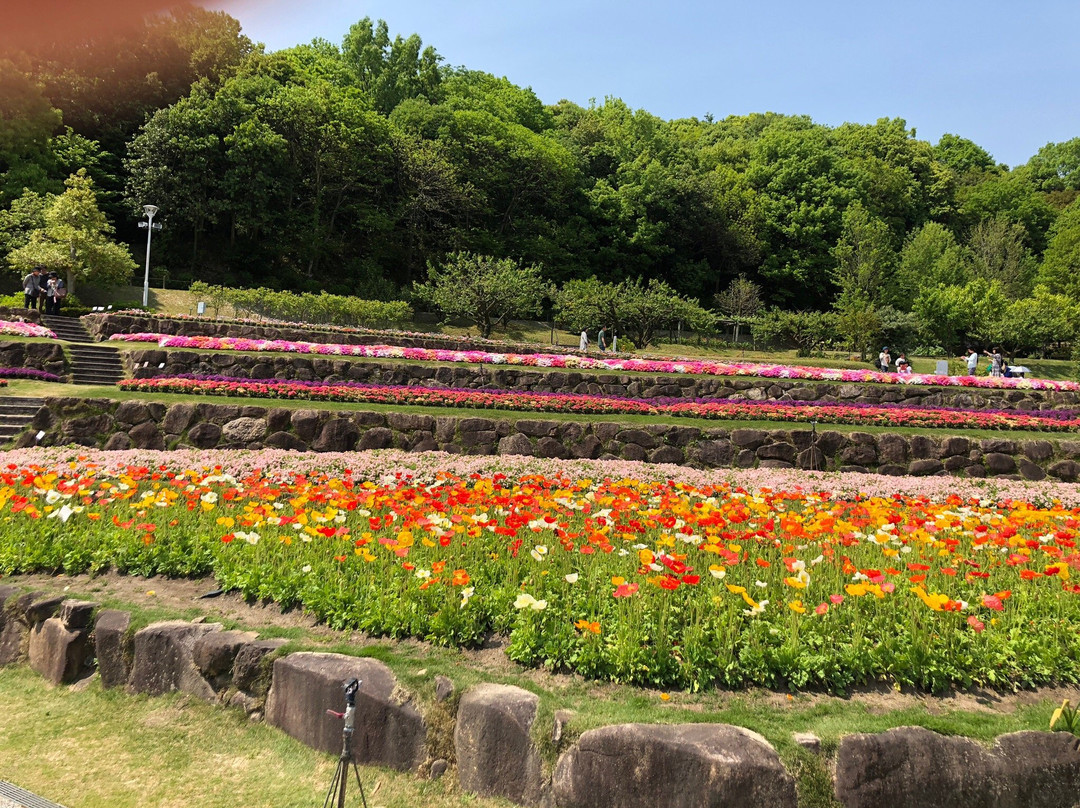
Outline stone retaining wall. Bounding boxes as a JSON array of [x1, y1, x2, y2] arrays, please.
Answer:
[[0, 340, 66, 376], [84, 312, 567, 355], [2, 588, 1079, 808], [123, 347, 1080, 412], [19, 397, 1080, 481], [0, 306, 42, 324]]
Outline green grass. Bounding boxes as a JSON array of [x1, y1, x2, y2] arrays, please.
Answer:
[[3, 379, 1073, 442], [0, 666, 513, 808]]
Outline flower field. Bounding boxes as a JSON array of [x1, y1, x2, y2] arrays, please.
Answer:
[[0, 368, 60, 382], [3, 449, 1080, 692], [109, 333, 1080, 392], [0, 320, 56, 339], [121, 375, 1080, 433]]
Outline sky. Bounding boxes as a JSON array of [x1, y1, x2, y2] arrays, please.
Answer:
[[207, 0, 1079, 167]]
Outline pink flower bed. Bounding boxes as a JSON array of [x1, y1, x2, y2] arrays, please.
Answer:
[[111, 332, 1080, 392], [4, 446, 1078, 507], [119, 376, 1080, 433], [0, 320, 56, 339]]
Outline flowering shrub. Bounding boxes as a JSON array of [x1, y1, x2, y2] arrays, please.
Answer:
[[0, 320, 56, 339], [119, 375, 1080, 433], [110, 333, 1080, 392], [2, 449, 1080, 692], [102, 311, 590, 355], [0, 368, 60, 382]]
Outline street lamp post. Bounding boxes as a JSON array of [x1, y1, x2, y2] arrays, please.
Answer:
[[138, 205, 161, 307]]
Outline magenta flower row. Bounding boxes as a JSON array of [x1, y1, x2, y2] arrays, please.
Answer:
[[109, 332, 1080, 392]]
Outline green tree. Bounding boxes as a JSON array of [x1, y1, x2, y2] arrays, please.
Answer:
[[6, 170, 136, 293], [342, 18, 442, 114], [0, 188, 49, 257], [1037, 200, 1080, 298], [896, 222, 973, 306], [933, 134, 997, 180], [414, 252, 547, 338], [830, 202, 896, 304], [1005, 286, 1078, 357], [714, 274, 763, 343], [967, 217, 1037, 298]]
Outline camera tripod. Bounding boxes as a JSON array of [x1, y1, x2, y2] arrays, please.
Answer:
[[321, 678, 369, 808]]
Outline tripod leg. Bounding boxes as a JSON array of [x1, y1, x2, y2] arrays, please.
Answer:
[[322, 759, 343, 808], [351, 762, 368, 808]]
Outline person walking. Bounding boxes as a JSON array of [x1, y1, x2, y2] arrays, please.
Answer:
[[22, 267, 42, 310], [598, 326, 607, 352], [579, 329, 589, 352]]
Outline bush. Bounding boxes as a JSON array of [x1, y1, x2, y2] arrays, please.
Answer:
[[188, 283, 412, 328]]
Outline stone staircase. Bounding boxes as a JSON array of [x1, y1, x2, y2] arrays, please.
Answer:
[[0, 397, 45, 443], [41, 315, 125, 386]]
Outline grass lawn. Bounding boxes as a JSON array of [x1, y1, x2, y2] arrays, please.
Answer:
[[0, 667, 512, 808], [4, 379, 1073, 442]]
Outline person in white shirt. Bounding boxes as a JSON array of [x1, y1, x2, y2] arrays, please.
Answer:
[[878, 347, 891, 372], [963, 347, 978, 376], [579, 329, 589, 352]]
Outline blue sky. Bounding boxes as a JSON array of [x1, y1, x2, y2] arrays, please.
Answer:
[[210, 0, 1079, 167]]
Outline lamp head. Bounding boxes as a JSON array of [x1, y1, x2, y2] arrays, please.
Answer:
[[142, 204, 159, 218]]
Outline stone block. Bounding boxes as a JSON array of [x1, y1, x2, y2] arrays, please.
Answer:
[[222, 417, 267, 443], [94, 609, 132, 689], [266, 652, 426, 772], [194, 629, 259, 680], [312, 419, 360, 452], [129, 621, 221, 701], [908, 459, 944, 476], [358, 427, 394, 450], [985, 453, 1017, 475], [1022, 440, 1054, 462], [29, 617, 92, 684], [232, 638, 288, 694], [498, 433, 533, 456], [730, 429, 768, 450], [455, 684, 545, 806], [553, 723, 796, 808], [835, 727, 1080, 808], [1018, 458, 1046, 481], [59, 600, 96, 630], [114, 400, 152, 425], [186, 422, 222, 449], [1048, 460, 1080, 482]]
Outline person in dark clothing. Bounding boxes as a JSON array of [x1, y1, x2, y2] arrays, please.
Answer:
[[22, 267, 42, 310]]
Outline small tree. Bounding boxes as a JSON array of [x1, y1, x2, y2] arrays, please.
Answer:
[[714, 274, 763, 343], [414, 252, 547, 338], [6, 170, 136, 295]]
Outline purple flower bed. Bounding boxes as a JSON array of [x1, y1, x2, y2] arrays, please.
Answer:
[[0, 368, 63, 382]]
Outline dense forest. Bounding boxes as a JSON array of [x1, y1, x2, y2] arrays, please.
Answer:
[[2, 6, 1079, 352]]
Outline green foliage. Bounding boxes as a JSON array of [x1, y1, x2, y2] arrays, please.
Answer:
[[752, 308, 839, 356], [553, 276, 713, 349], [1037, 200, 1080, 298], [187, 282, 411, 327], [414, 252, 546, 338], [5, 170, 136, 293]]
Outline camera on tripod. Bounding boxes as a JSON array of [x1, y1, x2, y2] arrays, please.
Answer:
[[322, 678, 367, 808], [343, 678, 359, 707]]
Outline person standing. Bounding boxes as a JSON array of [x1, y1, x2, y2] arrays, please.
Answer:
[[963, 347, 979, 376], [598, 326, 607, 352], [579, 329, 589, 352], [22, 267, 42, 310], [984, 347, 1003, 377], [45, 272, 66, 315], [878, 347, 891, 372]]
